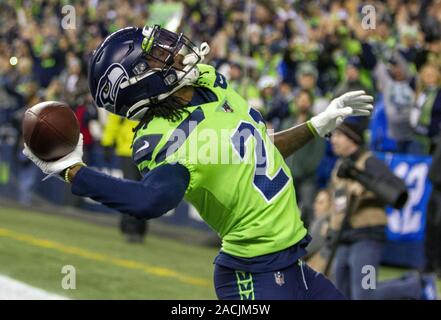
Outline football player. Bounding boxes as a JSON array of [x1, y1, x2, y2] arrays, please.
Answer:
[[24, 25, 373, 299]]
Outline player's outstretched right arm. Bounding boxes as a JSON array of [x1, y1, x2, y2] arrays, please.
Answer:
[[23, 141, 189, 219], [70, 164, 189, 218]]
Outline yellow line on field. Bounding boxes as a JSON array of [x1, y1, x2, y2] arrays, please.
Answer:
[[0, 227, 211, 288]]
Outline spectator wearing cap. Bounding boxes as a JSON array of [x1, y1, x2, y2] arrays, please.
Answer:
[[328, 121, 437, 300]]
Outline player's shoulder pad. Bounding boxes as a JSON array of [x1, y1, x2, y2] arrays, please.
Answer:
[[196, 63, 216, 76], [195, 64, 228, 89]]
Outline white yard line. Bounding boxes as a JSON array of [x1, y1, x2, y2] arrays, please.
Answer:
[[0, 275, 69, 300]]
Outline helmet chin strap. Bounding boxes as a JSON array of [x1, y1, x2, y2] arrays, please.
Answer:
[[126, 42, 211, 120]]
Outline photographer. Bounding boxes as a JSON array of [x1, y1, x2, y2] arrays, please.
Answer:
[[329, 120, 437, 300]]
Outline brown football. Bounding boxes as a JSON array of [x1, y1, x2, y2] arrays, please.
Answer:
[[22, 101, 80, 161]]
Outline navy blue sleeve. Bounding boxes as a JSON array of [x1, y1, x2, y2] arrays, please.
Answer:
[[71, 164, 190, 219]]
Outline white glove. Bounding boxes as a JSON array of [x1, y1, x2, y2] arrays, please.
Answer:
[[309, 90, 373, 137], [179, 42, 211, 85], [23, 134, 84, 181], [182, 42, 210, 66]]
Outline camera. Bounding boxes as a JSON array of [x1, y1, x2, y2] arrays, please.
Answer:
[[337, 158, 408, 209]]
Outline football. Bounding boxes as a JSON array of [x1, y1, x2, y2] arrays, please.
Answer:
[[22, 101, 80, 161]]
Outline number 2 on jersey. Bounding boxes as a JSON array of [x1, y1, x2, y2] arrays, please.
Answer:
[[231, 108, 290, 202]]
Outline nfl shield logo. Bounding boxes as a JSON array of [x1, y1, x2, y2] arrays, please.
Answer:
[[274, 271, 285, 286], [222, 102, 234, 112]]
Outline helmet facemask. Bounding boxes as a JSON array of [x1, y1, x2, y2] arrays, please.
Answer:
[[121, 25, 210, 120]]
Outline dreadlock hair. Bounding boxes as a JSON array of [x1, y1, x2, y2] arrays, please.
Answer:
[[132, 95, 191, 134]]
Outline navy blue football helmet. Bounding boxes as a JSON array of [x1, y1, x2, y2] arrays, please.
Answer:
[[88, 25, 209, 120]]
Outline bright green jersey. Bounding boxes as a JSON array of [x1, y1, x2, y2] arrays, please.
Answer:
[[133, 64, 307, 258]]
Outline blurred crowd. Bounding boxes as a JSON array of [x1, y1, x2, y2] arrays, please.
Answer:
[[1, 0, 441, 224]]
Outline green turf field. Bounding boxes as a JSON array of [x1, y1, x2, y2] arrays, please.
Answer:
[[0, 206, 218, 299], [0, 206, 440, 299]]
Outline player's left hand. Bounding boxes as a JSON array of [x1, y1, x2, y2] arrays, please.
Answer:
[[309, 90, 373, 137], [23, 134, 84, 181]]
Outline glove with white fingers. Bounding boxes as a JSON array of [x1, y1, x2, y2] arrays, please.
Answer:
[[308, 90, 374, 138], [23, 134, 85, 181]]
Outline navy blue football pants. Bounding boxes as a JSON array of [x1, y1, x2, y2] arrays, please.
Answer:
[[214, 260, 346, 300]]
